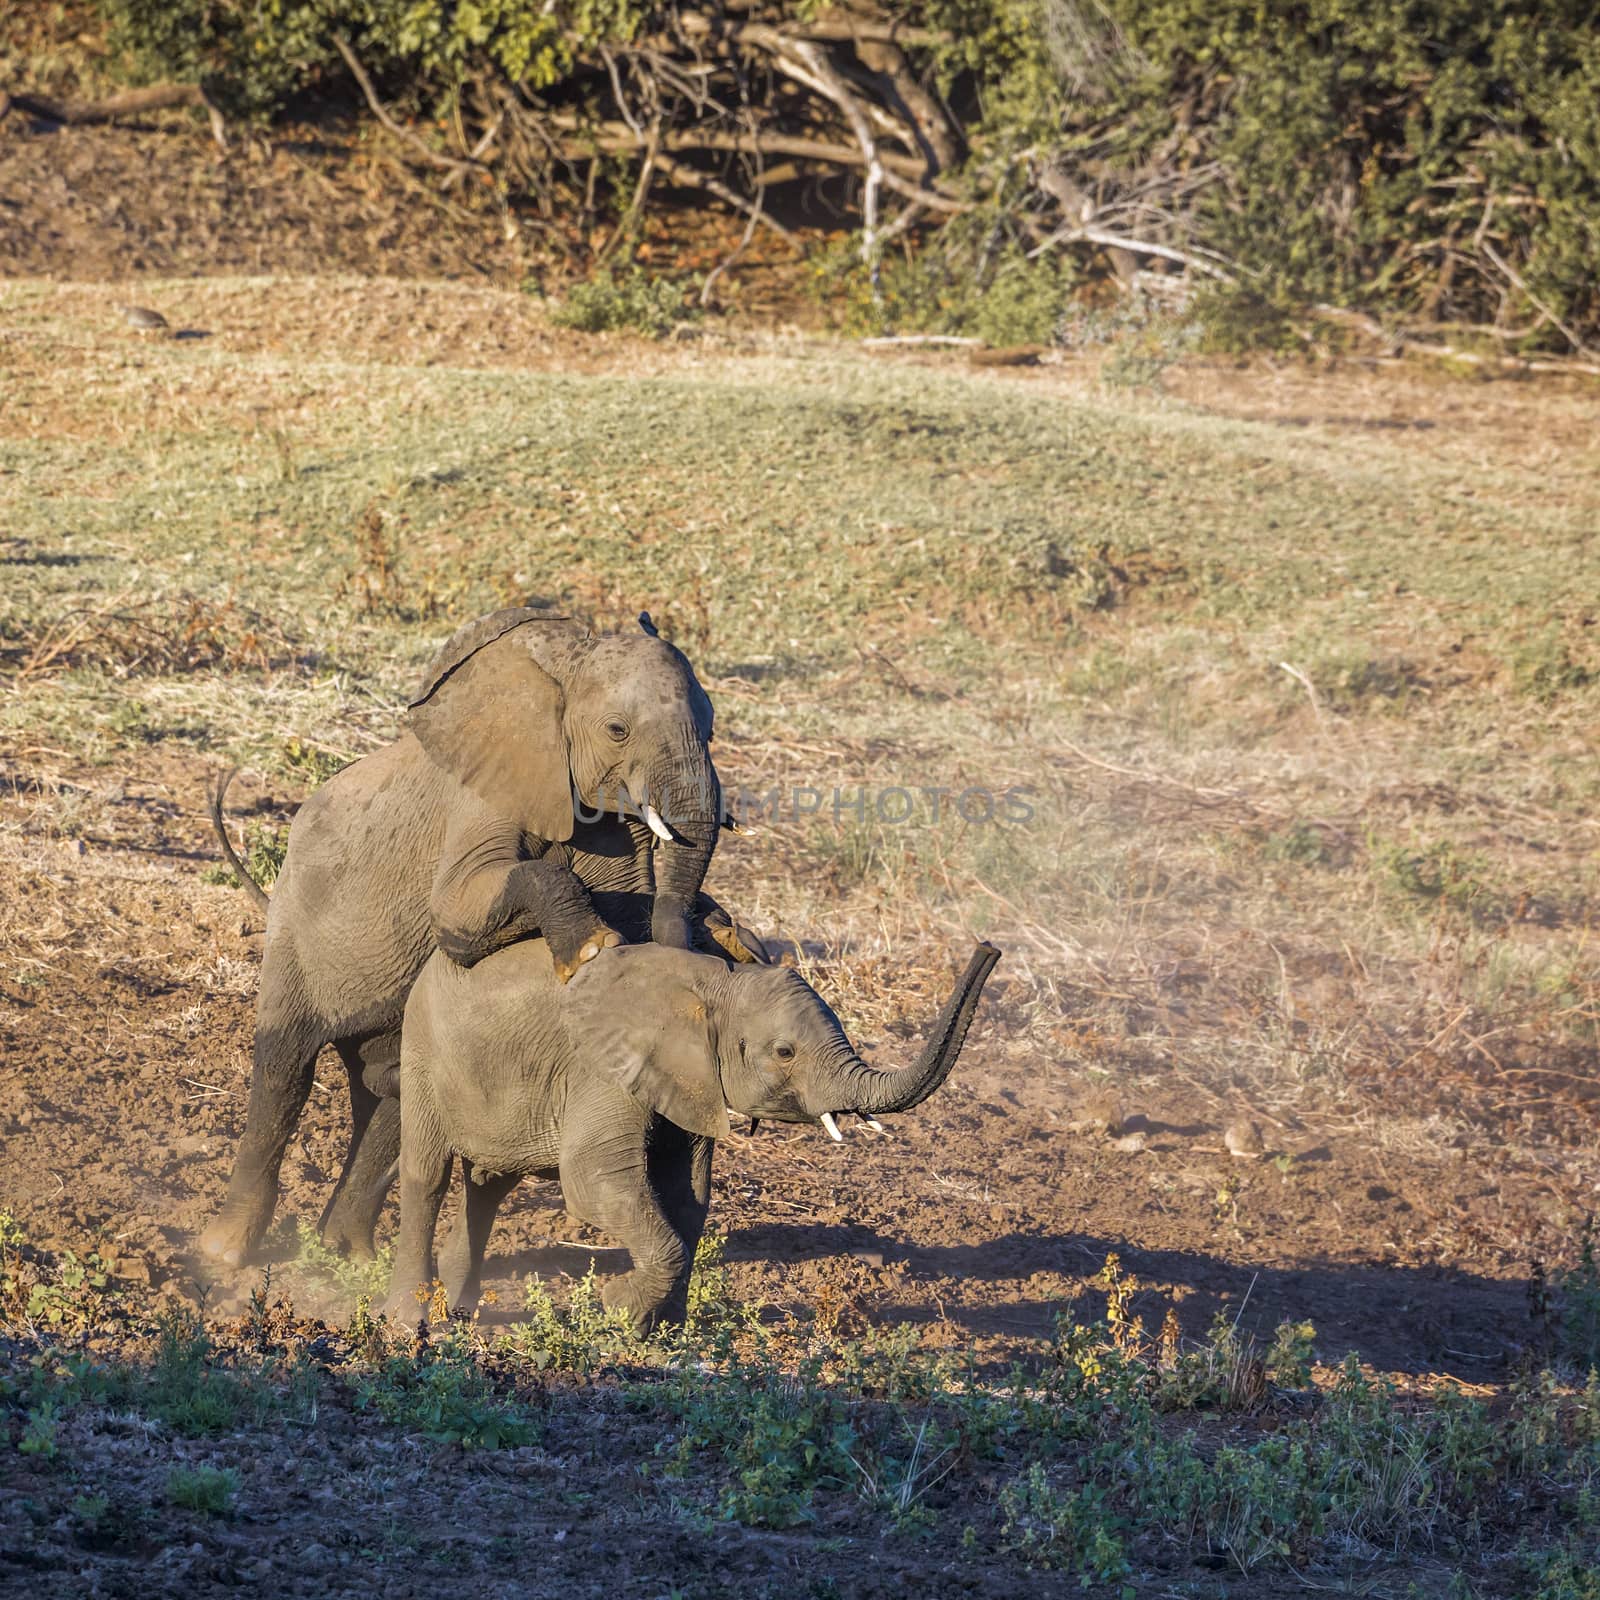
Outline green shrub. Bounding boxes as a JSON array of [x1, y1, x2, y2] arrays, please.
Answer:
[[549, 270, 698, 339], [997, 1464, 1130, 1581]]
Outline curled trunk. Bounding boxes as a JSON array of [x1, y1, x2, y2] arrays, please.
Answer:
[[824, 942, 1002, 1116]]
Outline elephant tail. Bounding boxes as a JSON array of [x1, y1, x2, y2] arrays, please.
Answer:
[[208, 769, 272, 913]]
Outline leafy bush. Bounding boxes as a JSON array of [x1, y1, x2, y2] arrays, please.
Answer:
[[548, 269, 698, 338], [96, 0, 1600, 348]]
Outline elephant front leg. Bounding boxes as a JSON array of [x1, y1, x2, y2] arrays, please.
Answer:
[[559, 1101, 690, 1335], [432, 818, 622, 981]]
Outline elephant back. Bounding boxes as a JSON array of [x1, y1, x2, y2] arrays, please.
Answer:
[[414, 608, 574, 705]]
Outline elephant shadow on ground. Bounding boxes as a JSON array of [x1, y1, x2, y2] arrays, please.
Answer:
[[731, 1222, 1538, 1380]]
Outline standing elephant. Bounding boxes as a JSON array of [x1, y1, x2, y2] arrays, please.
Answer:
[[201, 607, 729, 1269], [389, 929, 1002, 1330]]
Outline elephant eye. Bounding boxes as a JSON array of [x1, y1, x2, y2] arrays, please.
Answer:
[[773, 1042, 795, 1062], [605, 718, 629, 741]]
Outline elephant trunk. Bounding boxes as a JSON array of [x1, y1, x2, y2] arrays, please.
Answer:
[[820, 943, 1002, 1118], [642, 749, 721, 950]]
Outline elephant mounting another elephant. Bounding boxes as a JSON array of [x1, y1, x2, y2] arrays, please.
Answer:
[[201, 607, 734, 1269], [202, 604, 1003, 1330]]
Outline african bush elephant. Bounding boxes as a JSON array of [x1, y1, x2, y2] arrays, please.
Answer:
[[201, 608, 731, 1270], [388, 931, 1002, 1331]]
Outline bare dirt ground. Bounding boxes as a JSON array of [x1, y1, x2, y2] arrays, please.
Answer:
[[3, 94, 1600, 1599]]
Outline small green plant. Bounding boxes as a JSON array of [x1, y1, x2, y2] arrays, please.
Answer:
[[353, 1325, 539, 1449], [145, 1309, 245, 1436], [167, 1465, 237, 1516], [501, 1268, 638, 1376], [1372, 837, 1492, 916], [550, 269, 697, 339], [997, 1463, 1130, 1582], [1260, 821, 1330, 868], [685, 1229, 733, 1336], [280, 736, 349, 786], [18, 1402, 60, 1460], [1267, 1320, 1317, 1388], [1523, 1547, 1600, 1600], [288, 1219, 393, 1302], [1511, 631, 1595, 704], [1558, 1222, 1600, 1371]]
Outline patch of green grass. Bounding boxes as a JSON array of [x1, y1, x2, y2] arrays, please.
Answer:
[[144, 1309, 246, 1436], [166, 1465, 237, 1516]]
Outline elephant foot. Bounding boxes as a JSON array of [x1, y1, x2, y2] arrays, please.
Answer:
[[601, 1270, 682, 1337], [550, 920, 624, 985], [320, 1211, 378, 1263], [198, 1192, 275, 1269]]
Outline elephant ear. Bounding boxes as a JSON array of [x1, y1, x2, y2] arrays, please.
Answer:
[[565, 952, 730, 1139], [408, 616, 575, 843]]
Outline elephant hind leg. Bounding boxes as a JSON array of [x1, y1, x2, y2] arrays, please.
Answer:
[[319, 1035, 401, 1261], [200, 964, 328, 1269], [438, 1163, 521, 1315], [385, 1101, 453, 1324]]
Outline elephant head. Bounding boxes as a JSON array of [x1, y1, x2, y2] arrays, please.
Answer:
[[408, 609, 719, 948], [565, 942, 1002, 1139]]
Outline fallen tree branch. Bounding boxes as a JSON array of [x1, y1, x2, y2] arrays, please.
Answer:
[[543, 112, 949, 187], [1028, 222, 1237, 282], [7, 82, 226, 148], [780, 38, 883, 283], [653, 149, 795, 240], [1312, 303, 1600, 376], [332, 34, 485, 178]]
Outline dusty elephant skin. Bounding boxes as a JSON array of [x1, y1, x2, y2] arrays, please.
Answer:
[[200, 608, 727, 1270], [391, 933, 1002, 1330]]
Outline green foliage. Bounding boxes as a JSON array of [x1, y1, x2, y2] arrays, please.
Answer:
[[287, 1219, 393, 1303], [145, 1309, 245, 1436], [1511, 630, 1596, 703], [1557, 1223, 1600, 1371], [353, 1325, 539, 1449], [279, 736, 350, 787], [501, 1268, 638, 1375], [101, 0, 645, 118], [95, 0, 1600, 345], [684, 1230, 732, 1336], [821, 226, 1079, 346], [167, 1465, 237, 1516], [18, 1401, 60, 1460], [657, 1355, 856, 1528], [548, 268, 698, 339], [997, 1464, 1130, 1581]]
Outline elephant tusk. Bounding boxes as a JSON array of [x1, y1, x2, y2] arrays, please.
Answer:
[[642, 803, 674, 843], [857, 1114, 887, 1134], [820, 1111, 844, 1142], [721, 813, 757, 837]]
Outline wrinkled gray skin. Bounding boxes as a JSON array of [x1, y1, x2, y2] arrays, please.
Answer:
[[201, 609, 728, 1270], [390, 935, 1002, 1331]]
